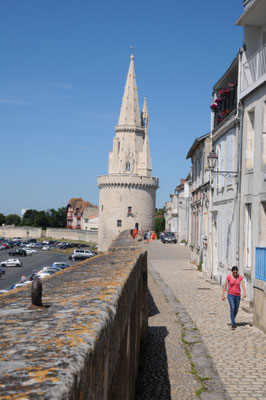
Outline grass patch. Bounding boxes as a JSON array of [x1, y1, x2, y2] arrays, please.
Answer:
[[196, 386, 207, 398]]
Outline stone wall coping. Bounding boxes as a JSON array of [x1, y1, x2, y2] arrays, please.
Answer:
[[0, 236, 145, 399]]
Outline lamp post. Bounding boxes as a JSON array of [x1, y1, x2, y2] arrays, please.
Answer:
[[207, 149, 238, 177]]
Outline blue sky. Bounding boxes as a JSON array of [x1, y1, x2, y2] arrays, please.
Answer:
[[1, 0, 244, 215]]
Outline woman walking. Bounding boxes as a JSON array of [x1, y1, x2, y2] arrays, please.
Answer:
[[222, 266, 246, 330]]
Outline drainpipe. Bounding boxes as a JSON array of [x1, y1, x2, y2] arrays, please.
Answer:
[[235, 50, 244, 269]]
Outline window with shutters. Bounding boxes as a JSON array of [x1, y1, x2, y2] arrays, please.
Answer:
[[220, 140, 225, 189], [226, 133, 233, 186], [246, 110, 255, 170], [263, 102, 266, 165], [216, 145, 221, 190], [245, 204, 252, 268], [259, 202, 266, 242], [217, 214, 223, 263], [226, 213, 232, 264]]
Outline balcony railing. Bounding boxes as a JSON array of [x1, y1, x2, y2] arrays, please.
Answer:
[[255, 247, 266, 282], [213, 86, 237, 128], [243, 0, 255, 9], [240, 44, 266, 94]]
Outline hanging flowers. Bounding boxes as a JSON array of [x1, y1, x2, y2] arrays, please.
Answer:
[[221, 109, 230, 117], [219, 88, 230, 97], [210, 103, 217, 112]]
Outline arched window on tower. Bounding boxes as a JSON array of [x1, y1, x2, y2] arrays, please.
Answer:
[[126, 161, 130, 172]]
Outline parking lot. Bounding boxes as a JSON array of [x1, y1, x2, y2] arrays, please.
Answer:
[[0, 248, 75, 291]]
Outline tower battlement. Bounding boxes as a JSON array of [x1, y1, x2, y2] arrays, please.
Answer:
[[98, 174, 159, 189]]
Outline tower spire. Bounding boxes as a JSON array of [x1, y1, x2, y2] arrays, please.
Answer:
[[118, 53, 141, 127], [138, 97, 152, 177]]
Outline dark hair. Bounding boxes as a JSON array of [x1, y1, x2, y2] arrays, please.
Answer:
[[231, 266, 238, 272]]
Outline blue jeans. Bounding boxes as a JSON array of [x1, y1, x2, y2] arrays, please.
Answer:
[[228, 294, 241, 325]]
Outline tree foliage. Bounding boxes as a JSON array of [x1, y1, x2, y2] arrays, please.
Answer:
[[154, 216, 165, 238], [0, 213, 5, 226], [20, 207, 66, 228], [5, 214, 21, 226]]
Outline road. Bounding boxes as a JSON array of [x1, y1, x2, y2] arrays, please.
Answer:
[[0, 248, 73, 290]]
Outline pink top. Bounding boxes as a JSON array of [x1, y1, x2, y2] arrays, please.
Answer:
[[226, 274, 243, 296]]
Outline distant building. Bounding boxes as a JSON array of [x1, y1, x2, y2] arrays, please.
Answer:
[[21, 209, 28, 218], [186, 133, 211, 271], [66, 198, 98, 230]]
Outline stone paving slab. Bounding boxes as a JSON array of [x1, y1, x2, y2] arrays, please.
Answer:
[[146, 241, 266, 400]]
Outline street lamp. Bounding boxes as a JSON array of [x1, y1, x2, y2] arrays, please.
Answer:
[[207, 149, 238, 176], [207, 149, 218, 170]]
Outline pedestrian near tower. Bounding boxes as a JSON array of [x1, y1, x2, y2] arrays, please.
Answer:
[[222, 266, 246, 330]]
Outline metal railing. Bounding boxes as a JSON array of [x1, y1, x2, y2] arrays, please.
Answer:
[[241, 44, 266, 93], [255, 247, 266, 282], [243, 0, 255, 9]]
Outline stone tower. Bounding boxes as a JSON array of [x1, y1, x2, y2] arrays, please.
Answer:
[[97, 54, 159, 251]]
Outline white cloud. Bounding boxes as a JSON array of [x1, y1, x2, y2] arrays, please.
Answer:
[[58, 83, 75, 89], [0, 97, 31, 106]]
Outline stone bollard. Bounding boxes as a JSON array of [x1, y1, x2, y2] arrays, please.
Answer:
[[28, 278, 44, 309]]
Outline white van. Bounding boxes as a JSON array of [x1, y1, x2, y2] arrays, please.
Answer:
[[69, 249, 95, 260]]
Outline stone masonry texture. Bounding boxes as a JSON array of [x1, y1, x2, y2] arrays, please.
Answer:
[[0, 232, 147, 400], [136, 241, 266, 400]]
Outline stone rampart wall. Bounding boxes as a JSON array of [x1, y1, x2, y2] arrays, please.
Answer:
[[0, 225, 43, 239], [0, 226, 98, 244], [46, 228, 98, 244], [0, 231, 147, 399]]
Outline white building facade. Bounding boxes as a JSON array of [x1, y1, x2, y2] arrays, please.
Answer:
[[236, 0, 266, 317], [209, 58, 240, 285], [186, 134, 211, 272], [97, 54, 159, 252]]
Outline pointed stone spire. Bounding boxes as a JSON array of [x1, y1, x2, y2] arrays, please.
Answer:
[[141, 96, 149, 133], [118, 53, 141, 127], [138, 97, 152, 177]]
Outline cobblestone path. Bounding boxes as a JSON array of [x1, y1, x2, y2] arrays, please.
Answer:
[[136, 241, 266, 400]]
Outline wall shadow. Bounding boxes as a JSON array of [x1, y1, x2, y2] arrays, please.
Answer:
[[135, 326, 171, 400], [147, 288, 160, 317]]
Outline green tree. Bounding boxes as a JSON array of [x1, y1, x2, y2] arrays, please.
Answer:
[[154, 216, 165, 238], [0, 213, 5, 226], [47, 207, 66, 227], [5, 214, 21, 226], [33, 211, 49, 227], [20, 209, 38, 226]]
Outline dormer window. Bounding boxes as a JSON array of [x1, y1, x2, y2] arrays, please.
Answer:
[[126, 161, 130, 172]]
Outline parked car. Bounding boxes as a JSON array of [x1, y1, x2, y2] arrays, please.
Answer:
[[40, 266, 62, 274], [9, 281, 31, 290], [42, 245, 51, 251], [9, 249, 27, 257], [161, 232, 177, 244], [50, 262, 70, 269], [0, 259, 23, 267], [22, 248, 37, 255], [69, 249, 95, 260], [29, 266, 60, 280]]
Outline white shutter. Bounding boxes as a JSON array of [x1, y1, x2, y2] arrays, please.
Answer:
[[226, 213, 232, 264], [218, 214, 223, 263], [220, 141, 225, 188], [226, 134, 233, 186]]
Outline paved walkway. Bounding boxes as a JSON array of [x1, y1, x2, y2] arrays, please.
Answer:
[[136, 241, 266, 400]]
